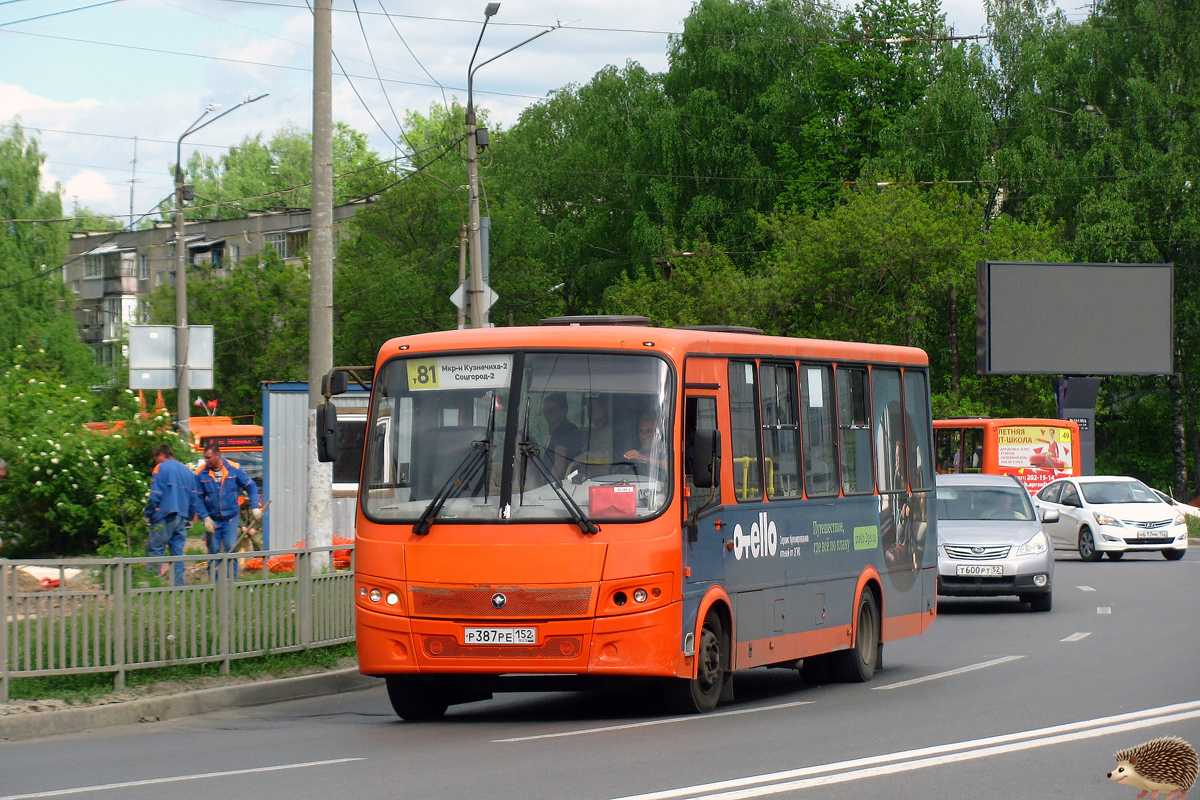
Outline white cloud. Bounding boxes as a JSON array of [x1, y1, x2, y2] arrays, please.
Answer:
[[0, 83, 102, 121]]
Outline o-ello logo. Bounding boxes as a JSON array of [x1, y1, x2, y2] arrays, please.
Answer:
[[733, 512, 778, 560]]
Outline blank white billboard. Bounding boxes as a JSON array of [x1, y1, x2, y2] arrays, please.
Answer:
[[977, 261, 1173, 375], [128, 325, 214, 389]]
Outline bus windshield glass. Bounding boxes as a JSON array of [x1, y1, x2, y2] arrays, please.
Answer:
[[361, 351, 673, 524]]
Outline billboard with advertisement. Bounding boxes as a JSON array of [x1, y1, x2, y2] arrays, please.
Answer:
[[995, 424, 1075, 492]]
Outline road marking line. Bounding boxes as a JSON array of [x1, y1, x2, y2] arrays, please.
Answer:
[[1077, 585, 1095, 592], [870, 656, 1023, 690], [0, 758, 365, 800], [608, 699, 1200, 800], [494, 701, 814, 743], [1061, 632, 1091, 642], [1098, 606, 1112, 614]]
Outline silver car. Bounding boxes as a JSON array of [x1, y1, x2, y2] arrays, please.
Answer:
[[934, 474, 1054, 611]]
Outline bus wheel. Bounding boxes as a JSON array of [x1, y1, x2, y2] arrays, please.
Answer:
[[833, 590, 879, 683], [385, 676, 449, 721], [665, 610, 726, 714]]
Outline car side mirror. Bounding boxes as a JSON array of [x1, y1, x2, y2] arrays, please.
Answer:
[[691, 428, 720, 489], [1041, 508, 1060, 523], [317, 402, 340, 462]]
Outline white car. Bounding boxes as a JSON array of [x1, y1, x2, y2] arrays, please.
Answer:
[[1152, 488, 1200, 519], [1033, 476, 1189, 561]]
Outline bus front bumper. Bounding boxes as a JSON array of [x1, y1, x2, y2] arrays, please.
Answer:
[[356, 602, 688, 679]]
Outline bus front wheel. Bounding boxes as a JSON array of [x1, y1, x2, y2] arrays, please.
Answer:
[[385, 676, 449, 721], [833, 590, 879, 683], [665, 610, 727, 714]]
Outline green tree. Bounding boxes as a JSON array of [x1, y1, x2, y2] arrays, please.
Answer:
[[170, 123, 388, 220], [0, 124, 102, 383]]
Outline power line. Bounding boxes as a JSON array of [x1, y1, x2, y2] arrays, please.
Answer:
[[0, 0, 124, 27]]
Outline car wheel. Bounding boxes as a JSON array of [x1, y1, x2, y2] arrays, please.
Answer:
[[1106, 551, 1124, 560], [385, 676, 450, 721], [1078, 528, 1102, 562], [1163, 548, 1186, 561], [1028, 593, 1052, 612], [664, 609, 726, 713], [832, 589, 879, 683]]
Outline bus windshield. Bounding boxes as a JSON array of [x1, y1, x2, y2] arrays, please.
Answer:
[[361, 351, 673, 525]]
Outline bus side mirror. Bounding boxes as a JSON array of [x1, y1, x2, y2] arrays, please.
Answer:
[[317, 402, 340, 462], [322, 370, 349, 397], [691, 428, 720, 489]]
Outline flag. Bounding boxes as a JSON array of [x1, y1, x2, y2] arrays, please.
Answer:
[[206, 399, 218, 410], [194, 397, 205, 408]]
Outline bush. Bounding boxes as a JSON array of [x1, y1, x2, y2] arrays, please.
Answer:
[[0, 350, 190, 556]]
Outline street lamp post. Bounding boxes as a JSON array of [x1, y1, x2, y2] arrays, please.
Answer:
[[173, 94, 267, 428], [464, 4, 555, 328]]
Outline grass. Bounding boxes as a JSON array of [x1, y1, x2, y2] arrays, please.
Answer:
[[6, 642, 357, 705]]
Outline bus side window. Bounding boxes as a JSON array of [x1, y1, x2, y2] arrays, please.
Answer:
[[872, 368, 907, 493], [935, 428, 962, 473], [962, 427, 984, 472], [903, 371, 933, 490], [836, 366, 872, 495], [760, 363, 800, 498], [685, 396, 718, 518], [728, 361, 763, 501], [802, 364, 839, 497]]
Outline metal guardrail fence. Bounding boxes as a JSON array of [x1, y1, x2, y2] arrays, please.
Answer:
[[0, 544, 355, 703]]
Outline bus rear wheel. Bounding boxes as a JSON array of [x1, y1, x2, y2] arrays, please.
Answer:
[[832, 590, 879, 683], [385, 676, 450, 721], [665, 610, 727, 714]]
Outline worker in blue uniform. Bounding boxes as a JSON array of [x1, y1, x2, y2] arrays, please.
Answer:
[[145, 444, 200, 585], [195, 443, 262, 579]]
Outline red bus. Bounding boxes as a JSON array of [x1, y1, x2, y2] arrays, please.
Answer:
[[319, 318, 937, 718], [934, 418, 1081, 493]]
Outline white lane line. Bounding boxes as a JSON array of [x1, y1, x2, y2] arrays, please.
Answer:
[[494, 701, 814, 743], [1061, 632, 1091, 642], [870, 655, 1024, 690], [609, 699, 1200, 800], [1098, 607, 1112, 614], [1077, 585, 1095, 592], [0, 758, 365, 800]]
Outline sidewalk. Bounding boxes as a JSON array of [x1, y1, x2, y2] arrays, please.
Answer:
[[0, 666, 381, 741]]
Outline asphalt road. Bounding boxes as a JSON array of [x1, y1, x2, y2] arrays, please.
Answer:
[[2, 549, 1198, 800]]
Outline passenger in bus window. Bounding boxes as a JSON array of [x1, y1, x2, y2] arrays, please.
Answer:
[[541, 392, 584, 480]]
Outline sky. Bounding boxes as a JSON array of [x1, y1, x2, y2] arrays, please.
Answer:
[[0, 0, 1033, 223]]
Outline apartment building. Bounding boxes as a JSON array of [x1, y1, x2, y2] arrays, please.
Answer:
[[63, 201, 369, 364]]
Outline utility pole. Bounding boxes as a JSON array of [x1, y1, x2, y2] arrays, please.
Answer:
[[307, 0, 334, 559]]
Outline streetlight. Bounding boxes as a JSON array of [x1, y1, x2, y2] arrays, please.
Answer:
[[173, 93, 268, 429], [464, 4, 555, 328]]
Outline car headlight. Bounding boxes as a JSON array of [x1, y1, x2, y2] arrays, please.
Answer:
[[1093, 512, 1123, 527], [1014, 532, 1049, 556], [1174, 511, 1186, 525]]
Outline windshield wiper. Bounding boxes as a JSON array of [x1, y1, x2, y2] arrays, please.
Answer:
[[413, 441, 491, 535], [518, 440, 600, 535]]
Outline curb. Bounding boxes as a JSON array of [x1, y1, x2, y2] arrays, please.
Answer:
[[0, 668, 382, 741]]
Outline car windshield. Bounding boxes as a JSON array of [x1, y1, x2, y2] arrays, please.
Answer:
[[1080, 480, 1159, 504], [361, 351, 673, 525], [935, 484, 1035, 521]]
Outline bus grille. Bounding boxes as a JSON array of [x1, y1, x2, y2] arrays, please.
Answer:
[[422, 635, 582, 659], [410, 585, 593, 618]]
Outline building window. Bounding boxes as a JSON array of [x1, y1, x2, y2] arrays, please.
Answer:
[[287, 230, 309, 257], [71, 280, 81, 295], [227, 243, 240, 265], [84, 254, 104, 277], [265, 232, 287, 260], [139, 254, 150, 280]]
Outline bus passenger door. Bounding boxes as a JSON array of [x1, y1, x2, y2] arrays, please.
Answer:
[[683, 393, 725, 590]]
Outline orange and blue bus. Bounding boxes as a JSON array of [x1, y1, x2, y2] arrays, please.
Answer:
[[319, 318, 938, 719]]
